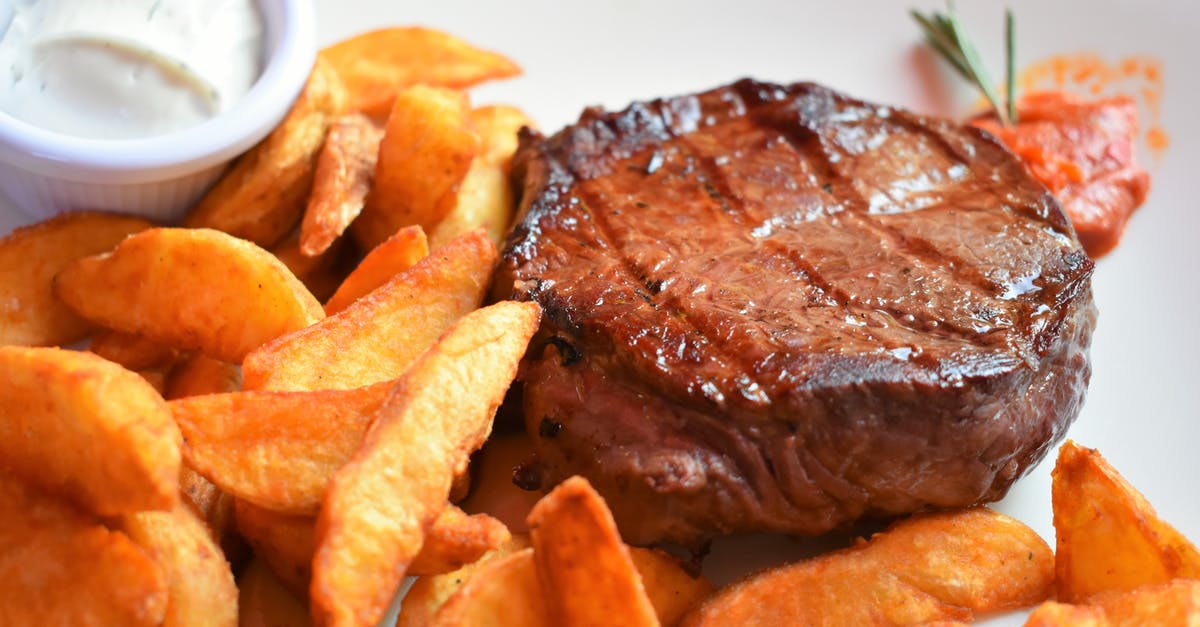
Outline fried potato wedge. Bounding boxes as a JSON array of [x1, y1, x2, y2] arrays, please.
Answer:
[[323, 224, 429, 315], [528, 476, 660, 627], [0, 346, 180, 516], [180, 465, 245, 568], [1024, 601, 1109, 626], [184, 57, 346, 248], [89, 329, 180, 371], [235, 500, 316, 599], [428, 548, 548, 627], [0, 474, 168, 626], [121, 503, 238, 627], [420, 543, 710, 627], [271, 230, 349, 303], [629, 549, 715, 627], [55, 228, 324, 364], [243, 229, 496, 391], [311, 300, 541, 627], [1052, 440, 1200, 603], [397, 535, 532, 627], [0, 210, 151, 346], [172, 382, 389, 514], [165, 355, 243, 399], [352, 86, 479, 250], [318, 27, 521, 120], [239, 558, 313, 627], [682, 507, 1054, 626], [301, 114, 384, 257], [429, 105, 531, 250], [460, 431, 542, 533], [410, 507, 511, 577], [1090, 579, 1200, 624]]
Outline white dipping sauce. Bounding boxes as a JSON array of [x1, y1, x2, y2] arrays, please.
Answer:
[[0, 0, 264, 140]]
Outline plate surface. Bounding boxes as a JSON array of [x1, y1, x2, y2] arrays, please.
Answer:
[[3, 1, 1197, 623]]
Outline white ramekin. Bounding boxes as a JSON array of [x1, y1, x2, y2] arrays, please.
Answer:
[[0, 0, 316, 223]]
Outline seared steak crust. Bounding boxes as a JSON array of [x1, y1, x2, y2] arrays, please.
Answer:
[[499, 79, 1096, 545]]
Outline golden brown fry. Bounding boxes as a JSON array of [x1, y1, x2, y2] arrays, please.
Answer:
[[243, 229, 496, 391], [318, 27, 521, 120], [55, 228, 324, 364], [171, 382, 389, 514], [1024, 601, 1108, 626], [0, 211, 151, 347], [397, 536, 532, 627], [180, 465, 246, 568], [271, 230, 350, 303], [323, 224, 429, 315], [301, 114, 384, 257], [239, 558, 313, 627], [1053, 440, 1200, 603], [420, 543, 710, 627], [629, 549, 715, 627], [528, 476, 660, 627], [1090, 579, 1200, 625], [0, 474, 168, 627], [89, 329, 180, 371], [184, 57, 346, 248], [427, 548, 549, 627], [311, 300, 541, 627], [460, 432, 542, 534], [0, 346, 180, 516], [410, 507, 511, 577], [429, 105, 532, 250], [682, 507, 1053, 626], [235, 500, 316, 600], [121, 503, 238, 627], [352, 86, 479, 250], [165, 354, 242, 399]]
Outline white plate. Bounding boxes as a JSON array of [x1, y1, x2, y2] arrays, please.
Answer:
[[3, 1, 1197, 623]]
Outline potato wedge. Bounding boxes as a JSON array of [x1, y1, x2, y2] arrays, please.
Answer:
[[0, 474, 168, 626], [352, 86, 479, 250], [1090, 579, 1200, 624], [235, 500, 316, 599], [0, 346, 180, 516], [1052, 440, 1200, 602], [243, 229, 496, 391], [429, 105, 531, 250], [629, 549, 715, 627], [121, 503, 238, 627], [409, 508, 511, 577], [460, 432, 542, 533], [318, 27, 520, 120], [1024, 601, 1108, 626], [271, 230, 350, 303], [682, 507, 1053, 626], [165, 354, 243, 399], [421, 543, 710, 627], [528, 476, 660, 627], [180, 465, 246, 568], [55, 228, 324, 363], [184, 57, 346, 248], [89, 329, 180, 371], [0, 210, 151, 346], [428, 548, 549, 627], [397, 535, 532, 627], [311, 300, 541, 627], [172, 382, 390, 514], [239, 558, 313, 627], [301, 114, 384, 257], [323, 224, 429, 315]]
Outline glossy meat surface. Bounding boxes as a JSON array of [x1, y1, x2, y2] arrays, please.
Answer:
[[499, 80, 1097, 545]]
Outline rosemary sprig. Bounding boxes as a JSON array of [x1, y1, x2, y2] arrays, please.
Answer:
[[912, 2, 1017, 126]]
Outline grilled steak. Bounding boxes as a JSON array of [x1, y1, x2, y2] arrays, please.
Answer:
[[498, 79, 1096, 546]]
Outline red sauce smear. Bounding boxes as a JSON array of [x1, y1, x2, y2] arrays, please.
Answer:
[[970, 54, 1164, 258]]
